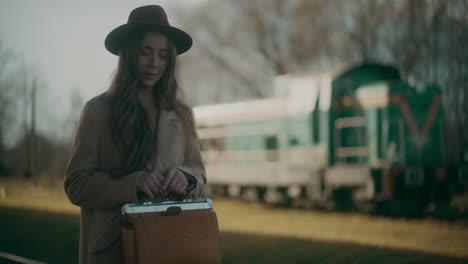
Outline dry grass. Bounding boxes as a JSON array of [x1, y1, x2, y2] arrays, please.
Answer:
[[0, 178, 78, 215], [215, 200, 468, 258], [1, 178, 468, 259]]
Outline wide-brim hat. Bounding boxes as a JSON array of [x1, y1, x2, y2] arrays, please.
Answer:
[[105, 5, 192, 55]]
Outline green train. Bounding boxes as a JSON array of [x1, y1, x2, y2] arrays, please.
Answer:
[[194, 63, 468, 214]]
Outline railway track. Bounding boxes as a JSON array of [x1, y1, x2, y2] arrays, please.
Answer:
[[0, 252, 46, 264]]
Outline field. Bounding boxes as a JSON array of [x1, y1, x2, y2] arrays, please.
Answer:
[[1, 178, 468, 264]]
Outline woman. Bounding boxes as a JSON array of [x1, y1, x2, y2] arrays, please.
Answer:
[[64, 5, 206, 264]]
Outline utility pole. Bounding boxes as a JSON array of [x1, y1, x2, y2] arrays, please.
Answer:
[[28, 78, 37, 179]]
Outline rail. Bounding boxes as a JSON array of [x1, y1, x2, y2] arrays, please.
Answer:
[[0, 252, 46, 264]]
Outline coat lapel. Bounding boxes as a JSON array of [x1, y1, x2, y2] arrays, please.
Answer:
[[155, 110, 179, 169]]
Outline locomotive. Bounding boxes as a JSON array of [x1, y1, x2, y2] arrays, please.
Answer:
[[194, 63, 468, 214]]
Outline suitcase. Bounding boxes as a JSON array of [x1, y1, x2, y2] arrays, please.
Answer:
[[121, 199, 222, 264]]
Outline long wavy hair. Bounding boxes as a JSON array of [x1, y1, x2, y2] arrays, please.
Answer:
[[107, 30, 196, 174]]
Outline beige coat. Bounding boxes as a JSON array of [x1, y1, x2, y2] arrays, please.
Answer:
[[64, 93, 206, 264]]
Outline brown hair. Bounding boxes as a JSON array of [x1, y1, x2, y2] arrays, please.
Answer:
[[107, 31, 196, 174]]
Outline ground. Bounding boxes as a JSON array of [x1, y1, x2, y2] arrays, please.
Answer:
[[1, 178, 467, 263]]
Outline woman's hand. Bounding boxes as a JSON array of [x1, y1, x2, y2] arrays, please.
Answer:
[[136, 171, 165, 199], [163, 168, 188, 195]]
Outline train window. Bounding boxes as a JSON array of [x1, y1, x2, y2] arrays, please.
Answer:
[[201, 137, 226, 163], [203, 138, 225, 151], [385, 119, 406, 164], [334, 117, 368, 163], [339, 126, 367, 147], [265, 136, 279, 161], [404, 168, 424, 187], [312, 108, 320, 143], [458, 167, 468, 184], [289, 137, 299, 146]]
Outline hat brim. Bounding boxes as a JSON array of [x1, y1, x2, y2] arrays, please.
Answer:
[[105, 23, 192, 55]]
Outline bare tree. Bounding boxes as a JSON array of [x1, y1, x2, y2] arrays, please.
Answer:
[[173, 0, 467, 160], [0, 41, 29, 175], [176, 0, 333, 104], [442, 0, 468, 162], [341, 0, 468, 162]]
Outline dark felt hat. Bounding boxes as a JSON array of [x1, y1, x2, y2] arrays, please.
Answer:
[[105, 5, 192, 55]]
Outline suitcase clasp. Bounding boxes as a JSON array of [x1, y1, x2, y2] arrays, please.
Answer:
[[162, 206, 182, 216]]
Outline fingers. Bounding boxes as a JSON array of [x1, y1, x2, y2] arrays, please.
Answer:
[[138, 169, 188, 201], [141, 184, 153, 199], [146, 177, 160, 197], [169, 176, 185, 194], [163, 169, 188, 194], [174, 178, 187, 194], [137, 172, 165, 199], [174, 176, 188, 194], [162, 169, 176, 190], [152, 173, 165, 190]]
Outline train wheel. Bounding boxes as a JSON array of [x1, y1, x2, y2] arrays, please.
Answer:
[[389, 199, 424, 217], [332, 188, 354, 211], [228, 185, 241, 198], [354, 200, 375, 213], [204, 185, 213, 197], [211, 185, 227, 198], [241, 187, 259, 202], [265, 187, 287, 205]]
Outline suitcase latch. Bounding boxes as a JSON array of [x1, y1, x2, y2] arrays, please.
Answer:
[[162, 206, 182, 216]]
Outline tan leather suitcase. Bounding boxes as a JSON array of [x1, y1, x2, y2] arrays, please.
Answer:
[[121, 199, 222, 264]]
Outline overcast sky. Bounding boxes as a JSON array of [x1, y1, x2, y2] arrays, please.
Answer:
[[0, 0, 199, 143]]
